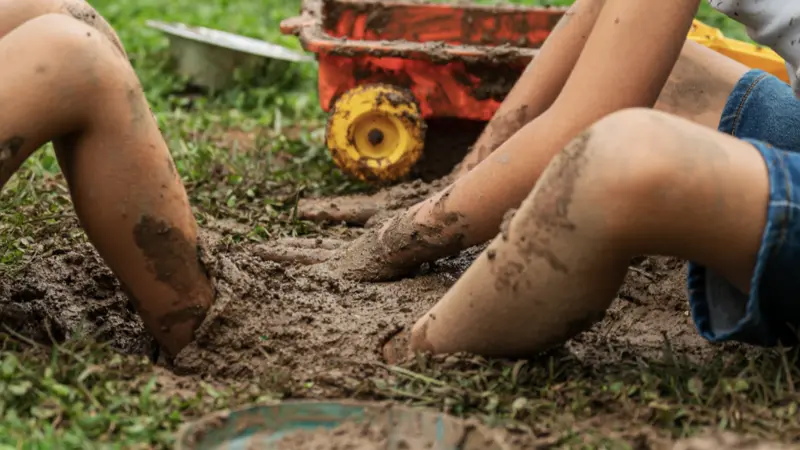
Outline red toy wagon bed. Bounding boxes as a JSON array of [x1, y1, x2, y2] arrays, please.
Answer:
[[281, 0, 568, 183]]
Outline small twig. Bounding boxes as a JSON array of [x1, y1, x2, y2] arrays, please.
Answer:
[[778, 345, 796, 395], [629, 266, 655, 280], [338, 358, 449, 387], [288, 186, 306, 224], [21, 212, 70, 225], [2, 324, 45, 348]]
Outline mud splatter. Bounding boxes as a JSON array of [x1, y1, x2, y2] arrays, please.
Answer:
[[455, 105, 529, 174], [62, 0, 127, 57], [463, 63, 521, 102], [515, 130, 592, 273], [655, 43, 739, 125], [126, 85, 151, 127], [132, 215, 208, 297], [499, 208, 517, 241]]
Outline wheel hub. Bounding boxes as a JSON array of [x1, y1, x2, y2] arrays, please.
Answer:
[[367, 129, 384, 146]]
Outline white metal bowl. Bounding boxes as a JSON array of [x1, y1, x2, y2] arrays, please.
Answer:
[[146, 20, 314, 90]]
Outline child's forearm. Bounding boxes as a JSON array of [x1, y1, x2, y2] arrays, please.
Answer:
[[411, 0, 702, 251], [456, 0, 606, 174]]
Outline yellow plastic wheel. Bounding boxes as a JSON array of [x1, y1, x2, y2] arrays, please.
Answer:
[[326, 84, 426, 183]]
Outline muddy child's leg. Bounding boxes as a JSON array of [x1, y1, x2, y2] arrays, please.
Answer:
[[653, 41, 748, 129], [410, 108, 771, 357], [0, 15, 213, 358], [0, 0, 127, 57]]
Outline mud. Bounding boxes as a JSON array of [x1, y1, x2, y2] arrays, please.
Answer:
[[0, 216, 713, 386], [569, 256, 709, 362], [461, 63, 521, 102], [274, 419, 397, 449], [132, 215, 207, 298], [61, 0, 127, 57], [0, 243, 156, 356]]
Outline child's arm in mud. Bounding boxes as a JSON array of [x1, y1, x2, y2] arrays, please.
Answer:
[[261, 0, 701, 281], [452, 0, 606, 178]]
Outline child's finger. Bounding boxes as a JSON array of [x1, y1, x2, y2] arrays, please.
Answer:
[[298, 195, 387, 225], [275, 237, 345, 250], [254, 244, 335, 265]]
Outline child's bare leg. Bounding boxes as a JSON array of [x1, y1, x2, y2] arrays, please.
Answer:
[[0, 15, 213, 358], [654, 40, 748, 129], [411, 109, 769, 357]]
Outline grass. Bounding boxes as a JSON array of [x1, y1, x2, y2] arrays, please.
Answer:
[[0, 0, 785, 448]]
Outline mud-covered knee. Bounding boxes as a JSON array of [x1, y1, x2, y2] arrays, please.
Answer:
[[532, 109, 666, 236], [22, 14, 131, 89], [59, 0, 126, 57], [0, 0, 126, 57]]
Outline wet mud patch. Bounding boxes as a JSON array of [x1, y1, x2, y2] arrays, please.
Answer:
[[3, 236, 792, 444], [0, 230, 709, 387], [170, 235, 467, 386], [0, 237, 709, 375], [0, 243, 155, 356], [569, 256, 712, 363]]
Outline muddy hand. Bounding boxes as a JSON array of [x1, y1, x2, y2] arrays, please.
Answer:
[[260, 222, 423, 281]]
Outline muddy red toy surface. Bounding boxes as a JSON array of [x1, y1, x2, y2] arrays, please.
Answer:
[[281, 0, 566, 183]]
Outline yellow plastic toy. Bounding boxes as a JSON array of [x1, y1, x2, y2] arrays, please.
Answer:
[[688, 19, 790, 83], [326, 84, 425, 183]]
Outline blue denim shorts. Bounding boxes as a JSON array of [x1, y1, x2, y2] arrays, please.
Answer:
[[688, 69, 800, 348]]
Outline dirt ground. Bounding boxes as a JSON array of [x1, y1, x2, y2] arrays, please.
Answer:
[[0, 123, 789, 448], [0, 228, 709, 381], [0, 212, 726, 440]]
